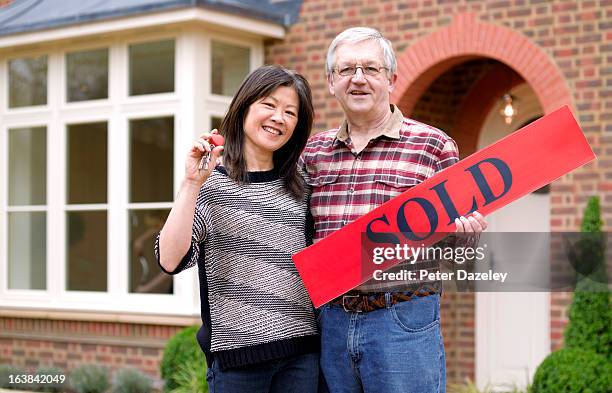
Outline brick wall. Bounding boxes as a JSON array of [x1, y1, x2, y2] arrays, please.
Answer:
[[440, 292, 476, 383], [0, 317, 186, 383], [265, 0, 611, 384]]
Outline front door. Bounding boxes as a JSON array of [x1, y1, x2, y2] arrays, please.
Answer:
[[475, 83, 550, 390]]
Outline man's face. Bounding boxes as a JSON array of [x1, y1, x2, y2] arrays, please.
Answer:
[[328, 40, 397, 117]]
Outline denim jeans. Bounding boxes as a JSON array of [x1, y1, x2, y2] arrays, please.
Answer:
[[206, 352, 319, 393], [318, 294, 445, 393]]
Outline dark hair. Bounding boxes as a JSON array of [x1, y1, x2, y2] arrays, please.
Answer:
[[220, 65, 314, 200]]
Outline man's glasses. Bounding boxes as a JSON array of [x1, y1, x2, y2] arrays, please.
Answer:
[[334, 64, 389, 77]]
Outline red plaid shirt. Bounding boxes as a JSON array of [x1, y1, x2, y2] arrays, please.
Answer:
[[301, 105, 460, 292]]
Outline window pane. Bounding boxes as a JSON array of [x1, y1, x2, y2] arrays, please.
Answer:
[[9, 127, 46, 206], [8, 212, 46, 290], [211, 41, 250, 96], [211, 116, 223, 132], [66, 48, 108, 102], [129, 117, 174, 203], [129, 40, 175, 95], [67, 122, 107, 204], [66, 211, 107, 291], [129, 209, 172, 294], [9, 55, 47, 108]]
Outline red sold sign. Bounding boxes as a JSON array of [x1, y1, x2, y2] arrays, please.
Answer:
[[293, 106, 596, 308]]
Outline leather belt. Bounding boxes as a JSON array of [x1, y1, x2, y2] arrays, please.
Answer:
[[329, 284, 439, 313]]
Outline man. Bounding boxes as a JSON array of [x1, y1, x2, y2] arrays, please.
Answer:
[[301, 27, 487, 393]]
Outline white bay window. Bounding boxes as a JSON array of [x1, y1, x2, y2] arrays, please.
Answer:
[[0, 28, 260, 317]]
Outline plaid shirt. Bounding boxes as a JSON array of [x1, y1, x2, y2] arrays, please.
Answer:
[[301, 105, 461, 293]]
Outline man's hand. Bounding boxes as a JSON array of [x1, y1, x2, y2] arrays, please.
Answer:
[[455, 211, 487, 235]]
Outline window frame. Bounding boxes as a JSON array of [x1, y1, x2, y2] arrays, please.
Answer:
[[209, 35, 258, 99], [63, 45, 111, 104], [5, 124, 48, 293], [7, 53, 49, 110], [4, 47, 50, 113], [210, 37, 254, 98]]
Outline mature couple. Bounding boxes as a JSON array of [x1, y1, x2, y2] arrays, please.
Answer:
[[156, 27, 486, 393]]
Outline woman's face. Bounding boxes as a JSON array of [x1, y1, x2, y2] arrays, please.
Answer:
[[243, 85, 299, 156]]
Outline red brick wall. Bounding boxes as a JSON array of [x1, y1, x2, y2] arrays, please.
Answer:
[[265, 0, 611, 383], [440, 292, 476, 383], [0, 317, 185, 382]]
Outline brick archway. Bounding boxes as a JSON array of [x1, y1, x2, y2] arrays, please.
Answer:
[[391, 13, 573, 116]]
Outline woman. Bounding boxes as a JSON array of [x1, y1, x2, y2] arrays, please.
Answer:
[[155, 65, 318, 393]]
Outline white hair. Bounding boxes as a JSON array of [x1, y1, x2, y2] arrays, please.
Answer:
[[325, 27, 397, 76]]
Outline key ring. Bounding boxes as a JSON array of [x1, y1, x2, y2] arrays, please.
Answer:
[[198, 134, 225, 172]]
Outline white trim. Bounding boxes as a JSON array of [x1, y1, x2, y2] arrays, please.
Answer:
[[0, 112, 54, 126], [176, 29, 202, 306], [112, 39, 127, 104], [0, 8, 285, 50], [0, 55, 6, 114], [209, 93, 240, 104], [48, 107, 64, 300], [63, 205, 108, 211], [204, 93, 241, 128], [6, 206, 47, 212], [0, 120, 7, 296], [125, 110, 177, 122], [0, 296, 198, 316], [0, 307, 200, 325], [126, 203, 174, 210]]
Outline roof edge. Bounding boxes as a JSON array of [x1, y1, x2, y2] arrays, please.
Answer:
[[0, 1, 301, 38], [0, 7, 286, 50]]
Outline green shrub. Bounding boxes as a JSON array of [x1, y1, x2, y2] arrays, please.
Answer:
[[568, 196, 607, 282], [112, 368, 153, 393], [160, 325, 206, 392], [532, 198, 612, 393], [531, 349, 612, 393], [31, 366, 66, 392], [564, 197, 612, 361], [564, 289, 612, 360], [0, 364, 26, 389], [170, 362, 207, 393], [71, 364, 110, 393], [580, 196, 603, 233]]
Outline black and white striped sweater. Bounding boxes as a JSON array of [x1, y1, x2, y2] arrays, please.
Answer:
[[155, 166, 319, 370]]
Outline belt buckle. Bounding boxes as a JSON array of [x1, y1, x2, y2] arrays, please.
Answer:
[[342, 294, 362, 313]]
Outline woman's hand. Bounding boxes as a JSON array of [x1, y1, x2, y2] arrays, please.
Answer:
[[184, 129, 224, 185], [160, 131, 223, 274]]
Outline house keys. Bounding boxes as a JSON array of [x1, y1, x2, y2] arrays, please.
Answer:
[[198, 134, 225, 172]]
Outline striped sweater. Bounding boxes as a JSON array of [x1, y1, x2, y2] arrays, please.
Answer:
[[155, 167, 319, 370]]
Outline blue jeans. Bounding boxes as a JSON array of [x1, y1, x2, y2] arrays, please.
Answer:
[[206, 352, 319, 393], [318, 294, 445, 393]]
